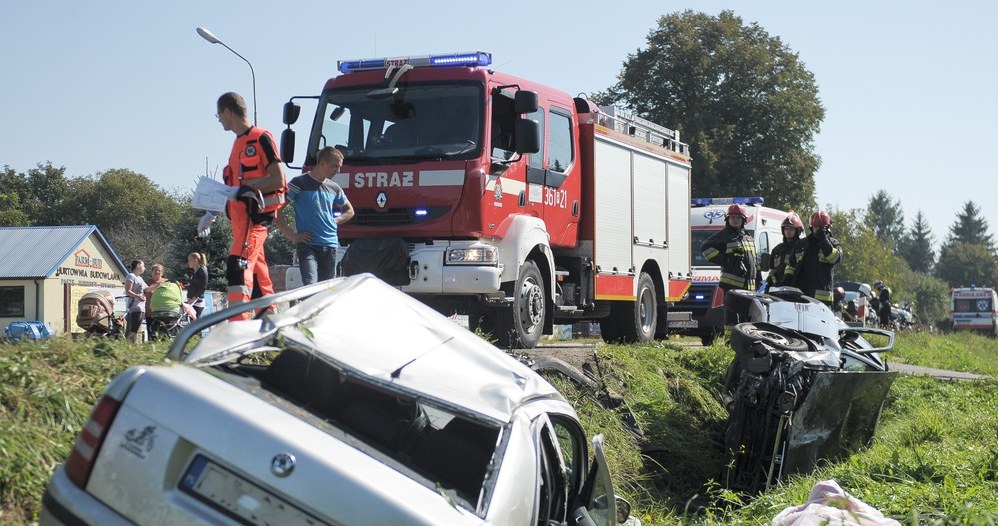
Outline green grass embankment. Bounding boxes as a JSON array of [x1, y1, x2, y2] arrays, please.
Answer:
[[1, 333, 995, 525]]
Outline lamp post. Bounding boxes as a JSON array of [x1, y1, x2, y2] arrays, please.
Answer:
[[196, 27, 257, 125]]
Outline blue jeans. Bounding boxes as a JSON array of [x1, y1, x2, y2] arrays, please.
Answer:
[[297, 244, 337, 285]]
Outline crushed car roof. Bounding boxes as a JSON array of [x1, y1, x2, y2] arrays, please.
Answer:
[[182, 274, 563, 423]]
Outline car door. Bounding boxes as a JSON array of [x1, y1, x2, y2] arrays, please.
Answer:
[[570, 434, 617, 526]]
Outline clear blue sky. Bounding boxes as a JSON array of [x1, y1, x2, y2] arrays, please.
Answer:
[[3, 0, 996, 249]]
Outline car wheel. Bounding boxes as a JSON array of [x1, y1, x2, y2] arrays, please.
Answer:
[[731, 323, 810, 353]]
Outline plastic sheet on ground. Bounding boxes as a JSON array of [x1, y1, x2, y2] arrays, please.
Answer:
[[772, 479, 900, 526]]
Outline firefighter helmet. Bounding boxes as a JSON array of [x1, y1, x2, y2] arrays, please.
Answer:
[[809, 210, 832, 229], [782, 212, 804, 231], [874, 280, 885, 290], [726, 204, 748, 219]]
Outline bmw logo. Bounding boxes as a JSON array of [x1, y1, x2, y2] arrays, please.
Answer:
[[271, 453, 296, 477], [376, 191, 388, 209]]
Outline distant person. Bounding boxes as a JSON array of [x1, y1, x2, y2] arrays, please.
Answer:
[[874, 280, 892, 327], [186, 252, 209, 318], [144, 263, 168, 339], [701, 203, 757, 326], [197, 91, 286, 321], [123, 260, 147, 344], [276, 147, 355, 285], [766, 212, 803, 291], [787, 211, 842, 307]]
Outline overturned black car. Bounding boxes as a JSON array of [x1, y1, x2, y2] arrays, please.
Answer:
[[720, 287, 897, 494]]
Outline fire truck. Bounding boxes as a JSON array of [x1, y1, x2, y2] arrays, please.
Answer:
[[279, 51, 693, 348], [670, 197, 788, 345], [950, 286, 998, 336]]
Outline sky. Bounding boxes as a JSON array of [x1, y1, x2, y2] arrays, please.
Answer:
[[2, 0, 996, 249]]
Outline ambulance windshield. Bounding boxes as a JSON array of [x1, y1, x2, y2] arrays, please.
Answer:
[[312, 83, 483, 164]]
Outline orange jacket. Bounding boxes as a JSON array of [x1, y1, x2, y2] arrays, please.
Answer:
[[225, 127, 285, 218]]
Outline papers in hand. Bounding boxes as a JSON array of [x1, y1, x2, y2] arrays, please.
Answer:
[[192, 177, 238, 212]]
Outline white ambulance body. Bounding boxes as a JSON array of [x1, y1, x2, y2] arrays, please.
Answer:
[[670, 197, 788, 344], [950, 287, 998, 336]]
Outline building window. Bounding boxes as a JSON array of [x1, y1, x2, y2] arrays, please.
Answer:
[[0, 286, 25, 317]]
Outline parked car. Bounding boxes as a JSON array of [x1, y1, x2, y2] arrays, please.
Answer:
[[42, 274, 629, 526], [720, 287, 897, 494]]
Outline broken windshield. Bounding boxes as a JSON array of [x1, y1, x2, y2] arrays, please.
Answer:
[[311, 82, 484, 164]]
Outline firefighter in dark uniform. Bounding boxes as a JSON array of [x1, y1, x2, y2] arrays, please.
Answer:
[[785, 210, 841, 306], [701, 203, 757, 326], [874, 280, 892, 327], [766, 212, 803, 291]]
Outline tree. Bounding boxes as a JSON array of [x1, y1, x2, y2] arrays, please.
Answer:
[[935, 242, 998, 289], [943, 201, 994, 251], [0, 162, 73, 226], [898, 211, 935, 273], [864, 190, 905, 247], [599, 10, 824, 210]]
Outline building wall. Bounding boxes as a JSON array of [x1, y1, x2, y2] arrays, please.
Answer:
[[0, 233, 127, 334]]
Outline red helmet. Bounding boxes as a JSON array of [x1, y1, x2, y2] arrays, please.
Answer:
[[782, 212, 803, 229], [726, 204, 748, 219], [810, 210, 832, 229]]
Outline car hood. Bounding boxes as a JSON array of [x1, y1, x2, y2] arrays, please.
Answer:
[[183, 274, 562, 423]]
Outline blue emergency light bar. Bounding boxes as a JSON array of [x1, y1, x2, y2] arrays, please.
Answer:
[[690, 197, 765, 207], [338, 52, 492, 74]]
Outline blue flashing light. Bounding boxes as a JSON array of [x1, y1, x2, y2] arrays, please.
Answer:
[[414, 208, 429, 217], [338, 51, 492, 74], [690, 197, 765, 207], [694, 294, 705, 300]]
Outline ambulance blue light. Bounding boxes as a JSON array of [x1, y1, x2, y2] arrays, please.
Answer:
[[690, 197, 765, 207], [338, 52, 492, 74], [414, 208, 429, 217]]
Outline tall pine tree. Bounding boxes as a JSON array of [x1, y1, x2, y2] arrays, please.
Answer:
[[864, 189, 905, 247], [944, 201, 994, 250], [899, 210, 935, 273]]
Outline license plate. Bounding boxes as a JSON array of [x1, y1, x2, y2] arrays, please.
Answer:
[[669, 320, 698, 328], [181, 455, 327, 526]]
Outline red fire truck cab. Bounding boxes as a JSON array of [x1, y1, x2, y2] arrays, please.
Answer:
[[280, 51, 693, 348]]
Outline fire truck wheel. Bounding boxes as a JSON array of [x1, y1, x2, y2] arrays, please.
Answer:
[[604, 272, 657, 344], [488, 260, 546, 349]]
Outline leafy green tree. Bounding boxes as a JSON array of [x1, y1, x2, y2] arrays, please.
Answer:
[[935, 242, 998, 288], [0, 192, 30, 226], [898, 211, 935, 273], [864, 190, 905, 247], [943, 201, 994, 250], [0, 162, 73, 225], [598, 10, 824, 210]]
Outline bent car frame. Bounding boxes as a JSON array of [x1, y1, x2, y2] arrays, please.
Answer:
[[42, 274, 626, 526]]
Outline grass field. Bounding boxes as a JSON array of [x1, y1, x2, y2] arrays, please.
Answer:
[[0, 331, 994, 524]]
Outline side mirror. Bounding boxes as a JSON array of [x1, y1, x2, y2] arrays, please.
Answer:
[[283, 102, 301, 125], [615, 496, 632, 524], [514, 90, 539, 114], [514, 118, 540, 154], [280, 129, 296, 164]]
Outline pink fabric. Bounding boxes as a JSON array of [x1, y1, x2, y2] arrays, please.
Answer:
[[772, 480, 901, 526]]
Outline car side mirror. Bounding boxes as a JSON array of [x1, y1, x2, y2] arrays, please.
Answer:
[[615, 496, 632, 524]]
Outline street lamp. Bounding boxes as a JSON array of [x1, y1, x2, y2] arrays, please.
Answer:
[[196, 27, 257, 125]]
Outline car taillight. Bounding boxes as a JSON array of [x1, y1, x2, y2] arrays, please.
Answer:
[[65, 395, 122, 488]]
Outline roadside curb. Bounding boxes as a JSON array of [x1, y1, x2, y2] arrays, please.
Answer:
[[888, 362, 991, 382]]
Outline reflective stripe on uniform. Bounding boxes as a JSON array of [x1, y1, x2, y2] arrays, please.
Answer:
[[818, 246, 841, 264]]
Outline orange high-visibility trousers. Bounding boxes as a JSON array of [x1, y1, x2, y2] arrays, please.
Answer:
[[226, 219, 274, 321]]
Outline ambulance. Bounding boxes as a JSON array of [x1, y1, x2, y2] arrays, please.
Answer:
[[950, 286, 998, 337], [670, 197, 788, 345]]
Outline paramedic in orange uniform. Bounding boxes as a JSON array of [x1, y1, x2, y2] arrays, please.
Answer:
[[201, 92, 286, 320]]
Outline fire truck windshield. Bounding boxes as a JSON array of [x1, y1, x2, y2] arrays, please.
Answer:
[[311, 83, 483, 164]]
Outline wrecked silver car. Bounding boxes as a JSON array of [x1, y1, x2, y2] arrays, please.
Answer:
[[42, 274, 627, 526], [720, 287, 897, 494]]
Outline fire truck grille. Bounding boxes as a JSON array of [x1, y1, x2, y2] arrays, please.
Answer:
[[352, 206, 450, 227]]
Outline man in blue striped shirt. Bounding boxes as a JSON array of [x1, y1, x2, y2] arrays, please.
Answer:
[[276, 147, 355, 285]]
